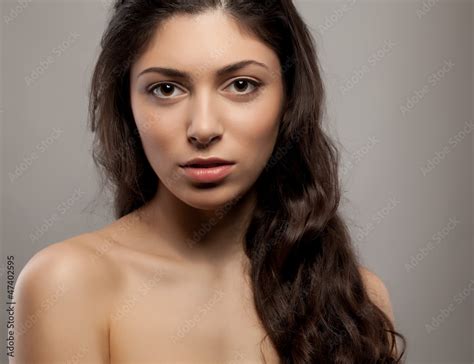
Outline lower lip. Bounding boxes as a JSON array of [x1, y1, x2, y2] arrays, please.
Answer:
[[180, 164, 235, 183]]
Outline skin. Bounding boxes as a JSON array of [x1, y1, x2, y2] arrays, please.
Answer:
[[10, 9, 396, 364], [127, 8, 286, 268]]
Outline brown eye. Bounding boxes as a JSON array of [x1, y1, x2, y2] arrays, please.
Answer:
[[226, 78, 261, 95], [149, 83, 185, 99]]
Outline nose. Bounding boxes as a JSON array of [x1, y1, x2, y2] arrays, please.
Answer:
[[186, 91, 223, 149]]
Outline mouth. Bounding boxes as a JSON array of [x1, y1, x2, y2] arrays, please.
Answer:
[[184, 162, 233, 168], [180, 156, 236, 168], [180, 163, 235, 183]]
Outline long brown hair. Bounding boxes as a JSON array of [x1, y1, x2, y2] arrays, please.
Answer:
[[88, 0, 407, 362]]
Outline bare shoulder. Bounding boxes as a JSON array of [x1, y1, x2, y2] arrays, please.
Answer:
[[15, 233, 120, 298], [358, 265, 395, 325], [11, 233, 119, 363]]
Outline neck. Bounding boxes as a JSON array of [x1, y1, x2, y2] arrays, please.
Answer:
[[138, 182, 257, 267]]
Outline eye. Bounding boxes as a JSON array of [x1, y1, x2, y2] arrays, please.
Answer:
[[148, 82, 185, 99], [225, 78, 262, 96], [147, 78, 263, 100]]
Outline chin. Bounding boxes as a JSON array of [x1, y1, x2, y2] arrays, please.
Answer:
[[182, 189, 239, 211], [178, 183, 253, 212]]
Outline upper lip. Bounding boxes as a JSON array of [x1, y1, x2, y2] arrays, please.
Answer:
[[180, 157, 235, 167]]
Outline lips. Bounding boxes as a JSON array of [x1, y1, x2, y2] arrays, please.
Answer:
[[181, 157, 235, 168], [179, 157, 235, 183], [186, 163, 228, 168]]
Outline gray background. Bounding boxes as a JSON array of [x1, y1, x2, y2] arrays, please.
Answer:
[[1, 0, 472, 363]]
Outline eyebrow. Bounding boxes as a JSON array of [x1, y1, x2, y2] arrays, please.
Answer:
[[136, 59, 269, 81]]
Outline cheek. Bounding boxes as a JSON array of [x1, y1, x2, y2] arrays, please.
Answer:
[[132, 105, 183, 168], [228, 97, 281, 161]]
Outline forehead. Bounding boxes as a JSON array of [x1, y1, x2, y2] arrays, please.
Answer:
[[130, 9, 281, 79]]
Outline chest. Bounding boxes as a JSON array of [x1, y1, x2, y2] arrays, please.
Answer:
[[108, 264, 280, 363]]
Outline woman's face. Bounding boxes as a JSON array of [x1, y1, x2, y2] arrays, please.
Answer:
[[129, 9, 285, 210]]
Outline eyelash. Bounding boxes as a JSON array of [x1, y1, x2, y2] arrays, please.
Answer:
[[146, 78, 263, 100]]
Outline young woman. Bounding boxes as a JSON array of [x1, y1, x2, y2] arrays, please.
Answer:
[[12, 0, 407, 363]]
